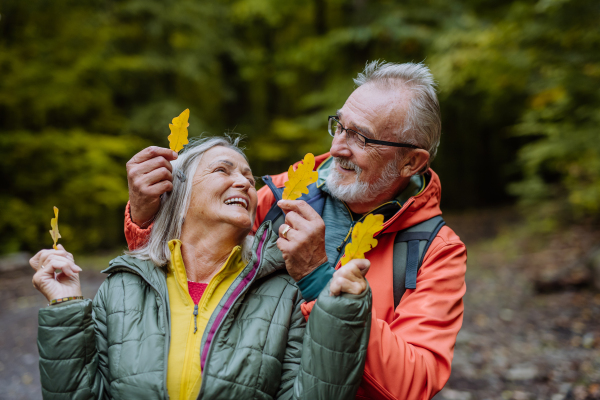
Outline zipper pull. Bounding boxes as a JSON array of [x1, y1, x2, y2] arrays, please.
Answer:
[[337, 222, 356, 252], [193, 304, 199, 334]]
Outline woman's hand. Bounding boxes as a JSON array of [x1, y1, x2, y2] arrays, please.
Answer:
[[329, 259, 370, 296], [30, 245, 83, 302]]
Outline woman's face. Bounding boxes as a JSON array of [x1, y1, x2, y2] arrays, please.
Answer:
[[187, 146, 258, 232]]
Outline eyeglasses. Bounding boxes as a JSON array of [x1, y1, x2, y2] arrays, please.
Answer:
[[328, 116, 423, 151]]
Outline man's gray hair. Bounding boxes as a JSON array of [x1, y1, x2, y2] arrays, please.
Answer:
[[127, 135, 252, 267], [354, 61, 442, 167]]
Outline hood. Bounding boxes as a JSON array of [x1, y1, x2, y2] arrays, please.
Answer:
[[381, 168, 442, 234]]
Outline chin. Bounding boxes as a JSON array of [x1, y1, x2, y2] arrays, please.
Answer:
[[326, 170, 377, 204]]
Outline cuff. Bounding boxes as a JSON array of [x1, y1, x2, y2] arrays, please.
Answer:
[[296, 261, 335, 302], [124, 201, 153, 250]]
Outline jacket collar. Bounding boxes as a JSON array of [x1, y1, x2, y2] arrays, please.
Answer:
[[104, 221, 285, 289], [314, 155, 440, 234]]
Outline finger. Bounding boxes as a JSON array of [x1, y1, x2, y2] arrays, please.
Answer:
[[147, 180, 174, 196], [277, 200, 321, 222], [56, 244, 74, 262], [129, 147, 178, 165], [335, 265, 363, 283], [29, 250, 45, 271], [46, 258, 82, 277], [37, 249, 73, 270], [331, 275, 366, 296], [276, 237, 292, 253], [142, 167, 174, 186], [347, 259, 371, 277], [330, 276, 343, 296], [278, 223, 295, 240]]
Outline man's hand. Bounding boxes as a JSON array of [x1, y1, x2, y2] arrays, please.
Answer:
[[126, 146, 178, 227], [276, 200, 328, 281], [329, 259, 370, 296]]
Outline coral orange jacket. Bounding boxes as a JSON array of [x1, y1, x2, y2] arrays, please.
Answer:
[[124, 152, 467, 400]]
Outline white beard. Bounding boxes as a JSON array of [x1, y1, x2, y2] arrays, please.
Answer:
[[325, 157, 401, 204]]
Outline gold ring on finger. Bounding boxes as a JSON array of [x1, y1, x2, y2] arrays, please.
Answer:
[[282, 225, 292, 239]]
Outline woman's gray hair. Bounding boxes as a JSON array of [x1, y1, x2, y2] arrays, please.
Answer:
[[354, 61, 442, 170], [127, 135, 253, 267]]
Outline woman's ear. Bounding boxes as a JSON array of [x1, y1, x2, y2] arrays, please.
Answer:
[[400, 149, 430, 176]]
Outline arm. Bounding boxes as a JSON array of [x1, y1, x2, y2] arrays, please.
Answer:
[[38, 295, 110, 399], [276, 259, 372, 400], [293, 279, 372, 399], [32, 247, 111, 399]]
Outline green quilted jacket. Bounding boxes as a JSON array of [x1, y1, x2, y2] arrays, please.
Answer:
[[37, 222, 372, 399]]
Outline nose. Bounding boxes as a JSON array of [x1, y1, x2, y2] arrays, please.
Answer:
[[232, 172, 252, 190], [330, 130, 353, 158]]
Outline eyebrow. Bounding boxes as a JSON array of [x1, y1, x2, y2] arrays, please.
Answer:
[[209, 159, 253, 175], [209, 160, 235, 168], [336, 109, 374, 138]]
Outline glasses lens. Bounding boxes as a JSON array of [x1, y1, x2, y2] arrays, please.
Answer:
[[328, 118, 339, 137], [347, 129, 366, 150]]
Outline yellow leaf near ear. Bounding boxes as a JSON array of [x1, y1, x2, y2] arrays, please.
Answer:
[[282, 153, 319, 201], [49, 206, 61, 250], [340, 214, 384, 266], [168, 108, 190, 153]]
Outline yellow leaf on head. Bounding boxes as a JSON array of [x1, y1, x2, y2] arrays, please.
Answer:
[[168, 108, 190, 153], [282, 153, 319, 200], [340, 214, 384, 266], [49, 206, 61, 250]]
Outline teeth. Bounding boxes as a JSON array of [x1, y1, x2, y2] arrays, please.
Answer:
[[224, 197, 248, 209]]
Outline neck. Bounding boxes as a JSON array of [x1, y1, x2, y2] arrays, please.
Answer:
[[179, 220, 248, 283], [345, 177, 410, 214]]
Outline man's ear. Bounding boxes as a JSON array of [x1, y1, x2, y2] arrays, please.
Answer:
[[400, 149, 430, 177]]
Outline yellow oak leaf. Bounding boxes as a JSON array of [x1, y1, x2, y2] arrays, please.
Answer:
[[168, 108, 190, 152], [49, 206, 61, 250], [282, 153, 319, 200], [340, 214, 384, 266]]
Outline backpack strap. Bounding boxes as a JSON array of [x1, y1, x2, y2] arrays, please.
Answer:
[[261, 175, 326, 232], [392, 215, 446, 309]]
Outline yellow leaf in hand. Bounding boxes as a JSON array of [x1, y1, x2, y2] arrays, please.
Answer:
[[168, 108, 190, 152], [49, 206, 61, 250], [340, 214, 384, 266], [282, 153, 319, 200]]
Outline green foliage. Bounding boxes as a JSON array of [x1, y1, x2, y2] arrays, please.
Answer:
[[0, 131, 146, 253], [0, 0, 597, 253]]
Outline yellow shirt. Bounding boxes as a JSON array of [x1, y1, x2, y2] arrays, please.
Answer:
[[166, 240, 246, 400]]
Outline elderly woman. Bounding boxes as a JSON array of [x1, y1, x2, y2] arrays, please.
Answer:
[[31, 137, 372, 400]]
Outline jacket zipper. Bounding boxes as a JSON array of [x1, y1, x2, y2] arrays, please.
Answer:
[[196, 227, 270, 398], [104, 265, 171, 400], [335, 199, 403, 253], [334, 198, 416, 268]]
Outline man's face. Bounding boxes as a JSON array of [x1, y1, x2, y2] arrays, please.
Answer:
[[327, 83, 410, 206]]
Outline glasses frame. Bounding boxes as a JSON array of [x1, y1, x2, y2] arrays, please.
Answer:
[[328, 116, 422, 150]]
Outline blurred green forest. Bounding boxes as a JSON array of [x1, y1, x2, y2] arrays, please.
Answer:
[[1, 0, 598, 254]]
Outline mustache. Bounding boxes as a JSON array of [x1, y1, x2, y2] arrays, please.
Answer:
[[333, 157, 362, 173]]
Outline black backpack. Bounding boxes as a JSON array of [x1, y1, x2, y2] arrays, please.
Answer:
[[262, 175, 445, 309]]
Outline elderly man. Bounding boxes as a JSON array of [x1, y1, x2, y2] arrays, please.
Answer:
[[125, 61, 466, 399]]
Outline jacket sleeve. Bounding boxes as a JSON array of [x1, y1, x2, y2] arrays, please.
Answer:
[[124, 201, 153, 250], [361, 238, 466, 400], [292, 281, 372, 400], [37, 290, 111, 399]]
